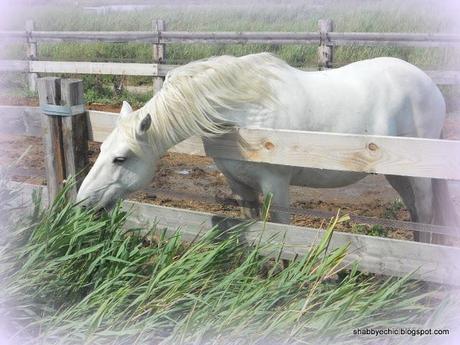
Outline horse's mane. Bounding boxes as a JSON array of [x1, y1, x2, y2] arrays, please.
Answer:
[[119, 52, 288, 154]]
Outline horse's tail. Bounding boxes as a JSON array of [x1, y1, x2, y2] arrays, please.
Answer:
[[432, 178, 460, 234]]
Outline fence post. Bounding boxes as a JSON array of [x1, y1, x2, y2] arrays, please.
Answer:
[[26, 19, 38, 93], [61, 79, 89, 199], [318, 19, 333, 70], [153, 19, 166, 95], [38, 77, 88, 202]]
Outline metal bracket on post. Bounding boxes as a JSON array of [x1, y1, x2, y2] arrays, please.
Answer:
[[40, 104, 86, 117]]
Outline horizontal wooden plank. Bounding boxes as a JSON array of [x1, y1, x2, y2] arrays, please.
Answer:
[[0, 106, 205, 155], [328, 32, 460, 43], [0, 31, 27, 40], [2, 30, 460, 47], [10, 181, 460, 285], [426, 70, 460, 85], [86, 110, 205, 153], [1, 59, 458, 85], [0, 60, 175, 77], [32, 31, 160, 43], [2, 105, 460, 179], [0, 60, 28, 72], [29, 60, 159, 76], [204, 129, 460, 180]]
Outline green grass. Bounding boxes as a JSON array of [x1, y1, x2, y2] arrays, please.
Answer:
[[2, 0, 459, 106], [0, 178, 459, 344], [384, 198, 405, 220]]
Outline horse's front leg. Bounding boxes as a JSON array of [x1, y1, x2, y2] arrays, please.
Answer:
[[260, 173, 291, 224], [226, 175, 260, 220]]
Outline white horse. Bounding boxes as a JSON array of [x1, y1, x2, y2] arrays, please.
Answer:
[[76, 53, 457, 241]]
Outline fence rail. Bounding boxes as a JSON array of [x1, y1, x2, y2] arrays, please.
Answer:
[[2, 30, 460, 47], [11, 181, 460, 286], [1, 19, 460, 92], [3, 103, 459, 237], [1, 60, 459, 85], [2, 105, 460, 180]]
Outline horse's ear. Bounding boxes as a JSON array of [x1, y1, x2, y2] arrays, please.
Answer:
[[137, 113, 152, 136], [120, 101, 133, 118]]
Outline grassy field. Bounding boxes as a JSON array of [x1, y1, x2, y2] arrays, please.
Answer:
[[1, 178, 459, 344], [2, 0, 459, 106]]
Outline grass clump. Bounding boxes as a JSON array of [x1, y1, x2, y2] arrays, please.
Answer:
[[0, 182, 458, 345]]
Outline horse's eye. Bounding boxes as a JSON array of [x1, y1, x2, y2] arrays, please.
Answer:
[[113, 157, 126, 164]]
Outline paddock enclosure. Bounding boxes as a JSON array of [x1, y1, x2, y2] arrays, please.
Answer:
[[1, 19, 460, 286]]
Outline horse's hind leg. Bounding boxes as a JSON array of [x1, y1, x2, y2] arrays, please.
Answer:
[[385, 175, 433, 242]]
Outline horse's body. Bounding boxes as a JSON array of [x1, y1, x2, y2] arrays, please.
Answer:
[[77, 53, 456, 241], [208, 56, 446, 231]]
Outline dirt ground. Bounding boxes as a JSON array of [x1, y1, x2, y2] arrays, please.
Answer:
[[2, 102, 460, 241]]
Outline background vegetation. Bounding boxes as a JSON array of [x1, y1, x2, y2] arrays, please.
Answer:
[[2, 0, 459, 107]]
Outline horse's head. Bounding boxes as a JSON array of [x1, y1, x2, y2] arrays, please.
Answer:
[[76, 101, 158, 210]]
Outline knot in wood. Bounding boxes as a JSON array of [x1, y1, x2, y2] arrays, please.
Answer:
[[368, 142, 378, 151], [264, 141, 275, 150]]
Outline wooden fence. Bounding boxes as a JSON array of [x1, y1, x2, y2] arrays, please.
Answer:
[[2, 22, 460, 285], [2, 93, 460, 285], [1, 19, 460, 92], [2, 103, 460, 234], [10, 181, 460, 287]]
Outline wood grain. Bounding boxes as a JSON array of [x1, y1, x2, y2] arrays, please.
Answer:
[[29, 60, 159, 76], [60, 79, 89, 199], [152, 19, 166, 94], [2, 106, 460, 180], [318, 19, 333, 69], [37, 77, 65, 201], [25, 20, 38, 93], [1, 59, 459, 85]]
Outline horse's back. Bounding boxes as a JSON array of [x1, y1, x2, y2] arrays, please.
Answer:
[[275, 57, 445, 138]]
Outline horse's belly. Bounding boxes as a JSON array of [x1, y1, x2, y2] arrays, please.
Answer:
[[291, 168, 366, 188], [213, 158, 366, 190]]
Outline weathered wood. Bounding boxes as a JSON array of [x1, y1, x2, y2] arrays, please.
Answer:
[[29, 60, 159, 76], [0, 31, 27, 40], [60, 79, 89, 199], [1, 59, 459, 85], [11, 181, 460, 285], [327, 31, 460, 44], [3, 106, 460, 237], [3, 105, 460, 180], [25, 20, 38, 93], [318, 19, 333, 69], [0, 60, 29, 72], [426, 70, 460, 85], [129, 201, 460, 285], [204, 129, 460, 180], [6, 30, 456, 47], [37, 77, 65, 201], [153, 19, 166, 94]]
